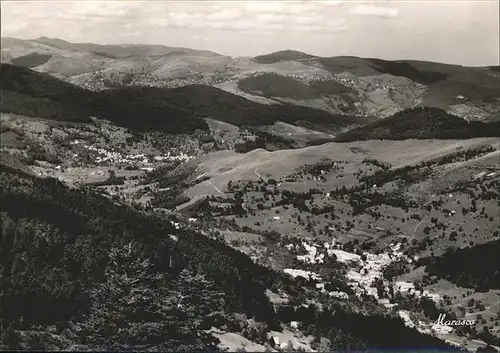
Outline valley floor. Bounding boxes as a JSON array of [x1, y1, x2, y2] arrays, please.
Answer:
[[2, 113, 499, 352]]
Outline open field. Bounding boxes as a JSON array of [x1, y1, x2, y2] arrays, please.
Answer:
[[186, 137, 499, 199], [212, 331, 270, 352], [268, 121, 334, 144]]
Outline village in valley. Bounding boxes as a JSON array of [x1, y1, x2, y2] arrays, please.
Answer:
[[2, 0, 500, 350], [2, 105, 499, 351], [164, 141, 499, 350]]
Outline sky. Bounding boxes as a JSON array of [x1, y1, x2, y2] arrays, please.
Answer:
[[1, 0, 499, 66]]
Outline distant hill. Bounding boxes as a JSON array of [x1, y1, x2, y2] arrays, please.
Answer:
[[247, 53, 498, 121], [1, 90, 92, 123], [0, 63, 203, 131], [308, 79, 353, 95], [253, 50, 317, 64], [34, 36, 221, 58], [1, 62, 88, 98], [1, 63, 370, 133], [253, 51, 498, 90], [3, 37, 498, 122], [366, 58, 448, 85], [1, 37, 62, 59], [89, 87, 207, 133], [334, 107, 500, 142]]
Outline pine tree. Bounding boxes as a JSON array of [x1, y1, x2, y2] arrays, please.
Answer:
[[175, 268, 227, 330], [71, 242, 204, 350]]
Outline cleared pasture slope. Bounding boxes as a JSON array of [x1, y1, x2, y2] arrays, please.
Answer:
[[185, 137, 499, 199]]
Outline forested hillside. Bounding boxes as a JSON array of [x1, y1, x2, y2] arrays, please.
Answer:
[[335, 107, 500, 142], [10, 53, 53, 69], [0, 164, 279, 350], [1, 63, 207, 133], [1, 63, 370, 134], [0, 164, 458, 351], [425, 240, 500, 291]]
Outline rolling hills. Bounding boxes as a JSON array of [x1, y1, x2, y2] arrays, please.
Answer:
[[2, 58, 497, 145], [1, 36, 499, 352], [253, 50, 318, 64], [34, 36, 221, 58], [1, 63, 371, 134], [2, 38, 498, 122]]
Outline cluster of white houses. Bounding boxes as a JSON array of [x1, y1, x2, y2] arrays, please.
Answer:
[[67, 140, 194, 169], [283, 238, 442, 307]]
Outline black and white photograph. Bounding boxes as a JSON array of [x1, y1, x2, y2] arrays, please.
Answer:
[[0, 0, 499, 351]]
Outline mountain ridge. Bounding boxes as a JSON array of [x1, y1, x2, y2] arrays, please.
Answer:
[[2, 37, 498, 122], [33, 36, 222, 58]]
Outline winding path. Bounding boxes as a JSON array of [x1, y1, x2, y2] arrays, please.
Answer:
[[208, 181, 223, 194]]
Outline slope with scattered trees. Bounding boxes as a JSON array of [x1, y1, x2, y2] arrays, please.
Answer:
[[309, 79, 354, 95]]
